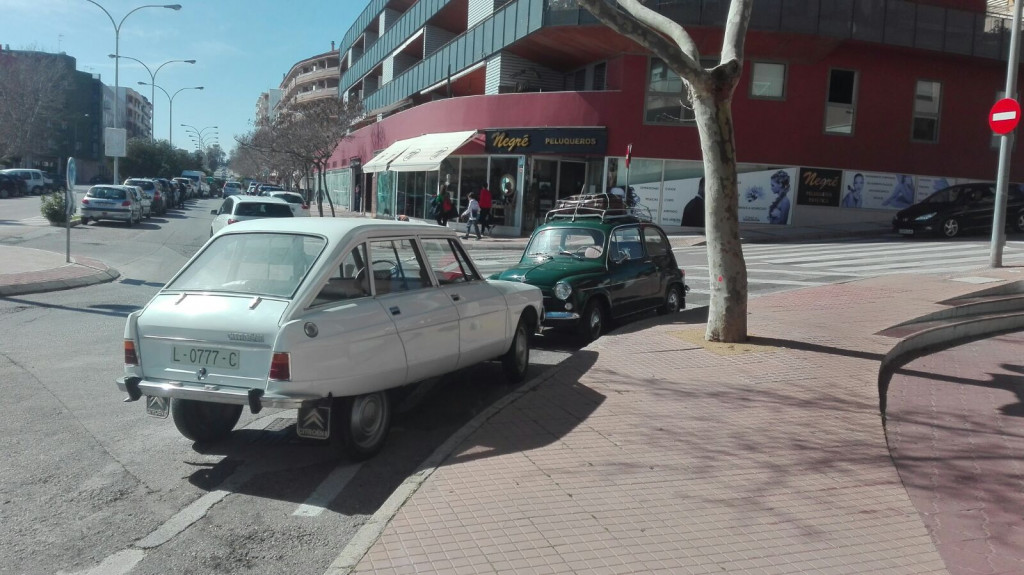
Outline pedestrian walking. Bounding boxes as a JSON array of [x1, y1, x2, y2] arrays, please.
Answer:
[[461, 192, 482, 240], [478, 183, 493, 235], [433, 185, 453, 227]]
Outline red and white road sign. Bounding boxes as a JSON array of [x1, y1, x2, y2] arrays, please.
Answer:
[[990, 98, 1021, 135]]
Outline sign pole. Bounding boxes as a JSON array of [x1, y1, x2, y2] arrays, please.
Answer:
[[991, 0, 1024, 267], [65, 157, 77, 263]]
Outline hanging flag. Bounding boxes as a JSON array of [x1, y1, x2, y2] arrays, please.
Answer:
[[625, 143, 632, 169]]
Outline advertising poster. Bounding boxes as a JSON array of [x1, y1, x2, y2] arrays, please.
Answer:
[[738, 168, 797, 225], [662, 177, 704, 227], [841, 171, 916, 210], [796, 167, 842, 207], [915, 176, 957, 203], [631, 182, 662, 223]]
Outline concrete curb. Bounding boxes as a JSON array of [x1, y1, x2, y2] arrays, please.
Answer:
[[323, 346, 592, 575], [0, 264, 120, 297], [877, 309, 1024, 418]]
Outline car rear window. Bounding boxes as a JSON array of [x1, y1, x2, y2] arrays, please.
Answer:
[[234, 202, 294, 217], [166, 233, 326, 298], [87, 187, 126, 200], [125, 179, 154, 190], [273, 193, 303, 205]]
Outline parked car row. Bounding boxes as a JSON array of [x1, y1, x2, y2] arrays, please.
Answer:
[[79, 177, 200, 226], [0, 168, 56, 197], [115, 202, 690, 459]]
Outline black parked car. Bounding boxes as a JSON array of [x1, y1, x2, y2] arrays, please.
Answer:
[[892, 182, 1024, 239], [0, 173, 27, 198]]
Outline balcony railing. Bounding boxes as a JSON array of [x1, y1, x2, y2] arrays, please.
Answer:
[[544, 0, 1017, 61]]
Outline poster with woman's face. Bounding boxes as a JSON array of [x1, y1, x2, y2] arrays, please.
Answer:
[[738, 168, 796, 225], [843, 172, 916, 210]]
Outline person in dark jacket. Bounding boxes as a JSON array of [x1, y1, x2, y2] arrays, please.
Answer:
[[681, 177, 705, 227]]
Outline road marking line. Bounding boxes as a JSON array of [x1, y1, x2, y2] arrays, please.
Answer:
[[58, 550, 145, 575], [136, 470, 254, 549], [293, 464, 362, 517]]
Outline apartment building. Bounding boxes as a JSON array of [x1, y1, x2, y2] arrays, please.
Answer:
[[327, 0, 1024, 235], [279, 45, 342, 108]]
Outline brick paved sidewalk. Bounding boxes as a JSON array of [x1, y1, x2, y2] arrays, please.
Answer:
[[336, 270, 1021, 575], [887, 333, 1024, 575]]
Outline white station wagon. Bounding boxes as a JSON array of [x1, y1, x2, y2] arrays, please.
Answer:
[[116, 219, 542, 459]]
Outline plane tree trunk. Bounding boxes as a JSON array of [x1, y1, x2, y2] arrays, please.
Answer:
[[577, 0, 752, 342]]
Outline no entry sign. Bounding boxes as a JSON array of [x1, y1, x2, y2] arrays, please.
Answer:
[[990, 98, 1021, 135]]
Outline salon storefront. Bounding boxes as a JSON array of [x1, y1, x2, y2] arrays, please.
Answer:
[[363, 126, 609, 236]]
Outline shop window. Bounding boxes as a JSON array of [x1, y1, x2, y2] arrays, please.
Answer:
[[912, 80, 941, 143], [825, 68, 857, 135], [750, 62, 785, 99]]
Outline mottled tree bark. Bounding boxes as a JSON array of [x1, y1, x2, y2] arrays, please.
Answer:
[[577, 0, 752, 342]]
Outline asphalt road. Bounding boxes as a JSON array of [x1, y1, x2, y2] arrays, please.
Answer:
[[0, 197, 577, 575], [3, 196, 1022, 574]]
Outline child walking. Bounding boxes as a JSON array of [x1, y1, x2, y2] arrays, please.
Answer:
[[461, 192, 482, 240]]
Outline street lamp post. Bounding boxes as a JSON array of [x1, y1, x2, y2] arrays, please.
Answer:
[[109, 54, 195, 141], [139, 83, 203, 147], [182, 124, 218, 151], [83, 1, 182, 184]]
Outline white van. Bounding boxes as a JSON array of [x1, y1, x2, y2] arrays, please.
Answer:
[[180, 170, 208, 197]]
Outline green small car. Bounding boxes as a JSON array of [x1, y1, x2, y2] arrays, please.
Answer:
[[492, 212, 687, 342]]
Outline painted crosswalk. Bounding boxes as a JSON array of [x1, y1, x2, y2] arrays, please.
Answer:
[[676, 239, 1024, 299]]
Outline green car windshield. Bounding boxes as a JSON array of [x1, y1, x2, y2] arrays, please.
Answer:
[[522, 227, 606, 262]]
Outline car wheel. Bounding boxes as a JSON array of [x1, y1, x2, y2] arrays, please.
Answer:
[[502, 316, 531, 383], [578, 299, 605, 344], [171, 399, 243, 442], [333, 392, 392, 461], [80, 217, 89, 225], [126, 213, 134, 227], [940, 217, 960, 238], [658, 285, 683, 315], [31, 186, 41, 195], [1014, 212, 1024, 233]]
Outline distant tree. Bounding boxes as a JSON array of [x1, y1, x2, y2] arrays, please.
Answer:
[[237, 98, 362, 215], [577, 0, 753, 343], [121, 138, 202, 179], [205, 144, 226, 173], [0, 52, 72, 165]]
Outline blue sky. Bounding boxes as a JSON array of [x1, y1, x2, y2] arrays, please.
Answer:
[[0, 0, 360, 155]]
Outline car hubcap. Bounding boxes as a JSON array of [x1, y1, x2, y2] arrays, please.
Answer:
[[1018, 215, 1024, 230], [350, 394, 386, 449], [944, 220, 958, 236], [668, 289, 680, 312], [589, 308, 602, 336]]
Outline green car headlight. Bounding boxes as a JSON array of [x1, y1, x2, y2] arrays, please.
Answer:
[[554, 281, 572, 301]]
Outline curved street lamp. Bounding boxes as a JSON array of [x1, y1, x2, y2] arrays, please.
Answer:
[[138, 83, 202, 147], [109, 54, 195, 141], [182, 123, 218, 151], [83, 1, 182, 183]]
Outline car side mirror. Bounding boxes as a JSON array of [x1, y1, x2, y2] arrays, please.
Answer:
[[210, 209, 218, 215]]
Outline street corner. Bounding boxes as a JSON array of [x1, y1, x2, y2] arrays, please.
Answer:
[[0, 256, 120, 297]]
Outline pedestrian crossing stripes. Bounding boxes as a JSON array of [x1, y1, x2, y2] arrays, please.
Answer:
[[675, 239, 1024, 297], [18, 216, 51, 227]]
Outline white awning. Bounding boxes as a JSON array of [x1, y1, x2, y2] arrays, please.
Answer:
[[362, 138, 414, 174], [386, 130, 478, 172]]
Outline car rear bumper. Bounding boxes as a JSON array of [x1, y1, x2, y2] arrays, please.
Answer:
[[82, 208, 132, 221], [117, 375, 316, 412]]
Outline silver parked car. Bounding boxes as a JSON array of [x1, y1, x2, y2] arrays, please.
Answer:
[[116, 219, 543, 459], [80, 185, 143, 226]]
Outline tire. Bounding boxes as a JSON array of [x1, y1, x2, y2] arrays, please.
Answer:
[[171, 399, 243, 442], [1014, 212, 1024, 233], [502, 316, 531, 383], [126, 214, 134, 227], [31, 186, 41, 195], [658, 285, 683, 315], [577, 299, 605, 344], [940, 217, 960, 238], [333, 392, 392, 461], [80, 217, 89, 225]]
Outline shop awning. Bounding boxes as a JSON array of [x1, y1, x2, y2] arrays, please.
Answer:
[[362, 138, 414, 174], [385, 130, 478, 172]]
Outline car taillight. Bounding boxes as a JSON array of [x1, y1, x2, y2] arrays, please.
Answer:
[[154, 191, 161, 199], [227, 218, 238, 225], [124, 340, 139, 366], [269, 352, 290, 381], [82, 199, 89, 205], [301, 203, 308, 209], [122, 201, 131, 207]]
